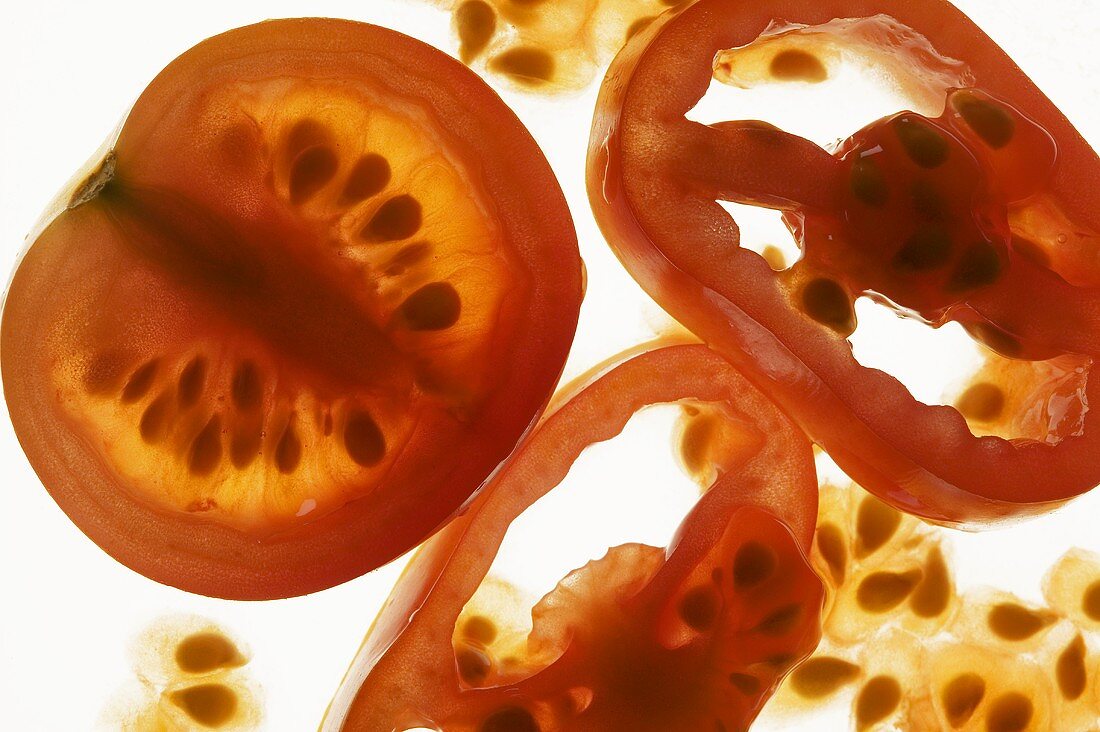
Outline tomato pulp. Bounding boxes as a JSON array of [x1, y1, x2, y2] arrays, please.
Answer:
[[588, 0, 1100, 525], [2, 19, 582, 599]]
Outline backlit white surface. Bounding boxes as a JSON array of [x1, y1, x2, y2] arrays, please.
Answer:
[[2, 1, 1099, 729]]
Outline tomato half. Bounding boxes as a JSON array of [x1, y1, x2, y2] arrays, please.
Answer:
[[324, 343, 822, 732], [588, 0, 1100, 525], [1, 19, 582, 599]]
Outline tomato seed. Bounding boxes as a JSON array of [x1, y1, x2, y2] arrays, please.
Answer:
[[365, 194, 422, 241], [769, 49, 827, 83], [345, 410, 385, 467], [942, 673, 985, 727], [340, 153, 391, 204]]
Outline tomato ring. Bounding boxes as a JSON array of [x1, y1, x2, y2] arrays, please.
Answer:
[[588, 0, 1100, 525]]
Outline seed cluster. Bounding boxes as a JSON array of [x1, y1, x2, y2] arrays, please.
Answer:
[[437, 0, 687, 91], [103, 616, 261, 731], [58, 88, 521, 532], [277, 117, 463, 334], [77, 342, 398, 530], [948, 352, 1090, 445], [785, 89, 1063, 366], [437, 508, 821, 730], [768, 482, 1100, 731]]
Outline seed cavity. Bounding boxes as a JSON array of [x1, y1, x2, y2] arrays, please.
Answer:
[[893, 226, 953, 272], [456, 0, 497, 63], [231, 361, 263, 411], [733, 541, 777, 590], [274, 421, 302, 474], [790, 657, 860, 699], [1084, 580, 1100, 620], [855, 496, 902, 557], [754, 603, 802, 636], [175, 632, 244, 674], [121, 360, 159, 403], [169, 683, 238, 728], [679, 586, 721, 631], [463, 615, 498, 645], [177, 357, 207, 407], [985, 692, 1032, 732], [893, 116, 950, 169], [856, 570, 922, 613], [728, 673, 760, 695], [910, 180, 947, 221], [800, 278, 855, 336], [399, 282, 462, 331], [816, 522, 847, 586], [954, 93, 1016, 149], [1056, 634, 1088, 700], [480, 706, 539, 732], [285, 119, 330, 158], [456, 643, 492, 684], [289, 145, 339, 205], [942, 673, 985, 727], [678, 412, 717, 477], [987, 603, 1054, 641], [855, 675, 901, 731], [344, 410, 385, 467], [230, 424, 263, 469], [188, 416, 223, 477], [365, 194, 422, 241], [139, 393, 172, 444], [769, 49, 827, 83], [341, 154, 391, 204], [955, 383, 1005, 423], [947, 241, 1002, 292], [490, 47, 555, 84], [909, 546, 951, 618], [851, 157, 889, 207]]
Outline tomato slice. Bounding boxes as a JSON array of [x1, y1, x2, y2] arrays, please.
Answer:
[[323, 344, 822, 731], [1, 19, 582, 599], [588, 0, 1100, 525]]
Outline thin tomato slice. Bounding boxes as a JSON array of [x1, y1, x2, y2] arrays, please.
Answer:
[[1, 19, 582, 599], [324, 344, 821, 732], [588, 0, 1100, 525]]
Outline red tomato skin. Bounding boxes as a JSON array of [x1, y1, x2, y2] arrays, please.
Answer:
[[325, 344, 821, 731], [588, 0, 1100, 526], [1, 19, 582, 599]]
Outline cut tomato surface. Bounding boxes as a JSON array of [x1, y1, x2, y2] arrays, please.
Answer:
[[1, 19, 582, 599], [323, 344, 822, 732], [588, 0, 1100, 525]]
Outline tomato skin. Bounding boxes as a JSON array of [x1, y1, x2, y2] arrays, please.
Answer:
[[324, 344, 821, 731], [1, 19, 582, 599], [588, 0, 1100, 525]]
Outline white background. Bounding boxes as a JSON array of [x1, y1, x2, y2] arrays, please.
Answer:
[[2, 1, 1100, 730]]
